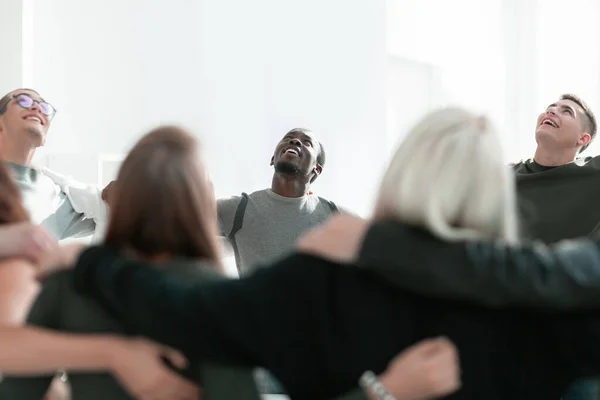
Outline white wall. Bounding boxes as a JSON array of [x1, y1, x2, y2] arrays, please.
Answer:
[[29, 0, 386, 216], [385, 56, 442, 158], [386, 0, 509, 154], [0, 1, 25, 94], [385, 0, 600, 162]]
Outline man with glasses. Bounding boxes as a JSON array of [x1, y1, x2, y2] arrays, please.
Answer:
[[0, 88, 106, 240]]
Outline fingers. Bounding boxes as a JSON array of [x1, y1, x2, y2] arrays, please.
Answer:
[[413, 336, 457, 359], [30, 226, 57, 252], [160, 345, 189, 370], [22, 225, 58, 265], [415, 338, 461, 397], [429, 337, 459, 362]]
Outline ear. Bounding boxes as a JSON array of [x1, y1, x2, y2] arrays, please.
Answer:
[[313, 164, 323, 178], [270, 156, 274, 166], [581, 132, 592, 147]]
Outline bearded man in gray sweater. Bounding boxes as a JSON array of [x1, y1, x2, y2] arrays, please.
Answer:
[[218, 128, 340, 276]]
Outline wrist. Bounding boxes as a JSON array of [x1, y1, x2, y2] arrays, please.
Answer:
[[378, 372, 393, 396], [101, 336, 128, 372], [360, 371, 396, 400]]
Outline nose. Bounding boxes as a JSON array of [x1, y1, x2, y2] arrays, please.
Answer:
[[289, 138, 302, 146], [30, 102, 42, 113], [546, 107, 557, 116]]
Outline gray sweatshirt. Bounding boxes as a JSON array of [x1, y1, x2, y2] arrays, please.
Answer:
[[217, 189, 337, 276]]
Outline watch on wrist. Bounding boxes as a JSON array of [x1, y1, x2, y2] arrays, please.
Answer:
[[359, 370, 396, 400]]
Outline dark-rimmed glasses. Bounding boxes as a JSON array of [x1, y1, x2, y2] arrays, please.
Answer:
[[10, 93, 57, 119]]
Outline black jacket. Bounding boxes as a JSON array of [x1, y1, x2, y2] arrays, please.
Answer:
[[71, 245, 600, 399], [359, 220, 600, 310]]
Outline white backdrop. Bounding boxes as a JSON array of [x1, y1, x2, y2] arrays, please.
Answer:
[[18, 0, 386, 217], [385, 0, 600, 160], [2, 0, 600, 216]]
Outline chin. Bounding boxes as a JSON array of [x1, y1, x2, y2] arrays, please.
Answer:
[[535, 128, 554, 140], [26, 129, 46, 147], [275, 161, 301, 175]]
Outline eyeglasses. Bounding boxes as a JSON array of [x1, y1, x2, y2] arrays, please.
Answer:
[[11, 93, 57, 119]]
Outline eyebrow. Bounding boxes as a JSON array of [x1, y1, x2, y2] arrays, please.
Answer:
[[14, 92, 46, 102], [548, 103, 576, 114]]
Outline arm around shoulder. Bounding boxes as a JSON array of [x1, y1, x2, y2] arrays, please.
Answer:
[[360, 220, 600, 309]]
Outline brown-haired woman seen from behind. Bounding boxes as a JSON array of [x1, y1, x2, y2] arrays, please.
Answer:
[[0, 160, 199, 400], [0, 127, 221, 400], [104, 126, 222, 268]]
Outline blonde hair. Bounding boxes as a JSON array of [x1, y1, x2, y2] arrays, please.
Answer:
[[375, 107, 518, 243]]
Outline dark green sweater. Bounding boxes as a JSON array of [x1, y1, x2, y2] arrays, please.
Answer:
[[0, 257, 369, 400], [514, 156, 600, 242], [0, 259, 261, 400]]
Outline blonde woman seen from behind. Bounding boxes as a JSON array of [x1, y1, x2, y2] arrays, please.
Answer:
[[376, 107, 518, 243], [298, 108, 519, 263]]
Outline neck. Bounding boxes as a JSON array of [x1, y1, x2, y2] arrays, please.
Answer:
[[0, 134, 38, 167], [0, 142, 36, 166], [271, 173, 311, 197], [533, 146, 577, 167]]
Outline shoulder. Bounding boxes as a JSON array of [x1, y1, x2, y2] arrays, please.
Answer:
[[216, 196, 244, 226], [510, 159, 527, 171], [217, 195, 244, 211], [578, 155, 600, 168], [313, 196, 347, 214]]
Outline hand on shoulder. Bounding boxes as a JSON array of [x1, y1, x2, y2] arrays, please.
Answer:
[[0, 222, 57, 264], [38, 243, 87, 279], [296, 214, 370, 264]]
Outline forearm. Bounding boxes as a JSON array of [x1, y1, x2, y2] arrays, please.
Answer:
[[360, 220, 600, 309], [0, 326, 119, 375]]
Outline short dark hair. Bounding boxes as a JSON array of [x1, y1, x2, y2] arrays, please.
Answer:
[[560, 93, 597, 153], [317, 141, 326, 168], [0, 88, 41, 116], [0, 94, 12, 116]]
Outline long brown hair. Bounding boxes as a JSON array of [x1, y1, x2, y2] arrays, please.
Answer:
[[0, 162, 29, 224], [104, 126, 222, 270]]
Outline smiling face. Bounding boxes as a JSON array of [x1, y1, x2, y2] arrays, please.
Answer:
[[0, 89, 52, 149], [270, 128, 322, 182], [535, 98, 591, 152]]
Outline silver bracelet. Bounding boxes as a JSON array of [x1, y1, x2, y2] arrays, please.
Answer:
[[359, 370, 396, 400]]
